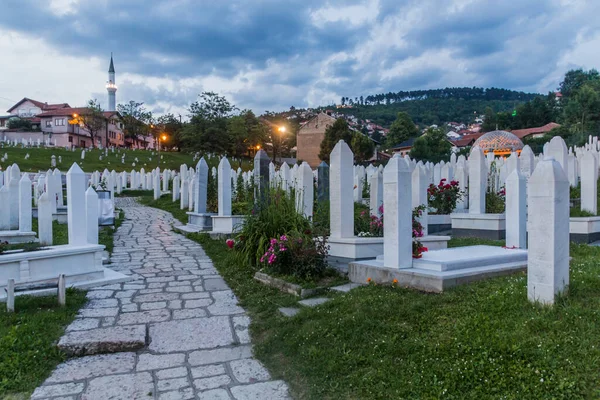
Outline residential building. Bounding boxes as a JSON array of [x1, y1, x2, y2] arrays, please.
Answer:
[[510, 122, 560, 140], [296, 112, 337, 167], [0, 98, 70, 131]]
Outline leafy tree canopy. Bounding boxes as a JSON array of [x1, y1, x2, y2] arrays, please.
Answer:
[[385, 112, 419, 149], [409, 127, 452, 164], [319, 118, 353, 162]]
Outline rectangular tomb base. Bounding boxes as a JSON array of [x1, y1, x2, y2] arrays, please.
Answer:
[[0, 230, 38, 244], [187, 212, 216, 231], [327, 236, 383, 263], [349, 245, 527, 292], [570, 216, 600, 244], [211, 215, 245, 234], [451, 213, 506, 240], [428, 214, 452, 234]]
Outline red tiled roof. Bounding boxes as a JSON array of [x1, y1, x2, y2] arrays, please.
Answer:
[[7, 97, 70, 113], [451, 132, 485, 147], [37, 107, 90, 118], [510, 123, 561, 139]]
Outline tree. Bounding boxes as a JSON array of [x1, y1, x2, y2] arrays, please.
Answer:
[[319, 118, 353, 162], [182, 92, 236, 153], [6, 117, 32, 130], [77, 99, 106, 148], [117, 101, 153, 140], [227, 110, 267, 157], [409, 127, 452, 163], [351, 133, 375, 163], [559, 69, 600, 98], [155, 114, 183, 150], [385, 112, 418, 149], [564, 83, 600, 133], [481, 106, 497, 132]]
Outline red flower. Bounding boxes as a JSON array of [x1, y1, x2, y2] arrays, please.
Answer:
[[226, 239, 235, 249], [422, 247, 428, 252]]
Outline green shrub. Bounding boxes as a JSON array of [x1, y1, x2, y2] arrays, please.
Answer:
[[486, 187, 506, 213], [428, 179, 464, 214], [235, 188, 312, 268], [259, 234, 327, 279]]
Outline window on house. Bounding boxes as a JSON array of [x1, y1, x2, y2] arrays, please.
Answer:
[[68, 136, 73, 143], [55, 118, 65, 126], [46, 120, 52, 127]]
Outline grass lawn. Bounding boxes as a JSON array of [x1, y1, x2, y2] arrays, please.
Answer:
[[0, 209, 124, 398], [0, 146, 252, 173]]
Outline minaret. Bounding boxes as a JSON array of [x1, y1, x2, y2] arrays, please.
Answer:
[[106, 53, 117, 111]]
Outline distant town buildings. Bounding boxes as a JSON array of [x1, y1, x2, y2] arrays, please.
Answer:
[[296, 112, 337, 167]]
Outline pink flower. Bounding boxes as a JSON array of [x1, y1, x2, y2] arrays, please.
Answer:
[[279, 235, 288, 241], [226, 239, 235, 249]]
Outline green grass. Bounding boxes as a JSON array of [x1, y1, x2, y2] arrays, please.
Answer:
[[0, 146, 252, 173], [0, 289, 88, 397], [570, 208, 597, 218]]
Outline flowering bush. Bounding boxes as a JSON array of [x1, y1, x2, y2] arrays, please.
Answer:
[[355, 204, 384, 237], [260, 234, 327, 279], [486, 187, 506, 214], [412, 205, 428, 258], [428, 179, 464, 215]]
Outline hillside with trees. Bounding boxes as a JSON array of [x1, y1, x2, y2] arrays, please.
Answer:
[[332, 87, 540, 127]]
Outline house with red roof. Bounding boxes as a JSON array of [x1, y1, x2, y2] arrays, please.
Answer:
[[0, 97, 71, 131], [510, 123, 561, 140]]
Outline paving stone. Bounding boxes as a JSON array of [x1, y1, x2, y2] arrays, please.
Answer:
[[114, 290, 137, 299], [173, 308, 208, 319], [189, 345, 253, 366], [165, 286, 193, 293], [156, 367, 188, 379], [230, 380, 291, 400], [181, 292, 210, 299], [140, 301, 167, 310], [149, 317, 234, 353], [298, 297, 331, 307], [230, 359, 271, 383], [58, 325, 146, 356], [330, 283, 363, 293], [137, 353, 186, 371], [168, 299, 182, 309], [121, 303, 139, 313], [87, 298, 120, 308], [191, 364, 227, 379], [102, 316, 116, 327], [194, 374, 232, 391], [208, 290, 245, 316], [66, 318, 100, 332], [78, 307, 119, 318], [31, 382, 84, 399], [117, 308, 171, 325], [157, 377, 190, 392], [204, 278, 229, 291], [86, 290, 114, 299], [100, 284, 124, 290], [197, 388, 232, 400], [46, 353, 136, 383], [278, 307, 300, 317], [158, 387, 195, 400], [82, 372, 154, 400], [232, 316, 251, 344], [184, 298, 213, 308], [133, 292, 180, 303]]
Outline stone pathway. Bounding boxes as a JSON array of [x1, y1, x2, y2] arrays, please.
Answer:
[[32, 199, 291, 400]]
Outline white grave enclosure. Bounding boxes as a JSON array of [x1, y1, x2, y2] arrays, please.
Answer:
[[0, 163, 131, 300]]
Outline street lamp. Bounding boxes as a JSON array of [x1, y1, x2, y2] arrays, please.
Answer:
[[157, 133, 167, 168], [274, 126, 286, 161]]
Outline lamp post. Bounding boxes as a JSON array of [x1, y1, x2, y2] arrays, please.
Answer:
[[158, 133, 167, 168], [273, 126, 286, 162]]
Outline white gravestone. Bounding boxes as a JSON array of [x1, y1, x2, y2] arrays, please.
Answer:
[[383, 155, 412, 269]]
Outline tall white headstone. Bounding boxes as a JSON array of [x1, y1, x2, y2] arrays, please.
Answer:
[[180, 179, 189, 209], [369, 170, 383, 218], [85, 187, 99, 244], [38, 192, 53, 245], [468, 146, 486, 214], [580, 152, 597, 215], [412, 164, 429, 236], [218, 157, 232, 216], [66, 163, 87, 246], [8, 164, 20, 229], [18, 174, 32, 232], [0, 186, 9, 230], [194, 158, 209, 214], [505, 169, 526, 249], [383, 155, 412, 269], [527, 157, 570, 305], [330, 140, 354, 238], [296, 162, 314, 219]]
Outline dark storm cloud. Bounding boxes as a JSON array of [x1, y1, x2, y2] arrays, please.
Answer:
[[1, 0, 600, 112]]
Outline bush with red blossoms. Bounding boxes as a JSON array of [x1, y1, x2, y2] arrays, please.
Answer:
[[412, 205, 428, 258], [428, 179, 464, 215], [260, 234, 327, 279]]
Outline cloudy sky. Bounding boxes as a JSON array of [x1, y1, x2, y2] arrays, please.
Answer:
[[1, 0, 599, 118]]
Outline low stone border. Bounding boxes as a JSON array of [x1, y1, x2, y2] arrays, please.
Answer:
[[253, 272, 326, 298]]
